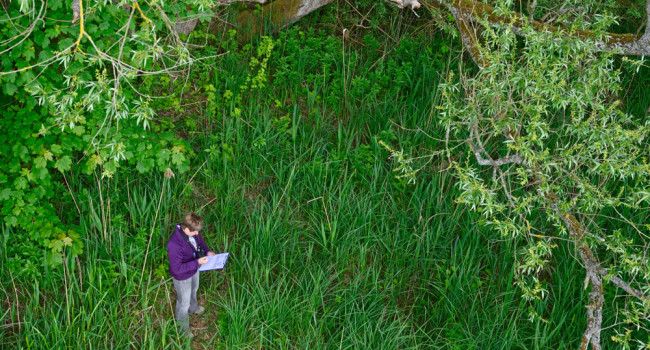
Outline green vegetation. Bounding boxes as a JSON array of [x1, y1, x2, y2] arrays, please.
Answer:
[[1, 1, 649, 349]]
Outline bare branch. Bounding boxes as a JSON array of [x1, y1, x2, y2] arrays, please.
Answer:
[[71, 0, 79, 24], [469, 126, 523, 166], [549, 200, 649, 349], [471, 146, 523, 166], [601, 271, 648, 301], [386, 0, 421, 10], [549, 200, 604, 350]]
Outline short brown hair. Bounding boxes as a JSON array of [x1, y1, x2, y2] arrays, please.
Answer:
[[181, 212, 203, 232]]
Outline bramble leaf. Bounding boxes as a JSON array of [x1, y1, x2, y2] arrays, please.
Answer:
[[54, 156, 72, 172], [45, 251, 63, 266], [42, 150, 54, 161], [34, 156, 47, 169], [4, 83, 17, 96], [48, 239, 64, 252]]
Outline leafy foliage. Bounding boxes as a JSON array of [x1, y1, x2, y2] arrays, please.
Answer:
[[0, 0, 210, 269], [438, 5, 650, 346]]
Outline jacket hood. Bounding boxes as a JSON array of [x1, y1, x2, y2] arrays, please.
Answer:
[[170, 224, 186, 244]]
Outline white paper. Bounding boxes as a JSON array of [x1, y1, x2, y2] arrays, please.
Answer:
[[199, 252, 229, 271]]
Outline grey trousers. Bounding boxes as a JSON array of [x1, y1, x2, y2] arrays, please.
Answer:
[[173, 270, 200, 333]]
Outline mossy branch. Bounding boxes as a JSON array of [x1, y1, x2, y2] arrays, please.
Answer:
[[416, 0, 650, 66]]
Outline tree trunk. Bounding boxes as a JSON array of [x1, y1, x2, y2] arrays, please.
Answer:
[[235, 0, 333, 35]]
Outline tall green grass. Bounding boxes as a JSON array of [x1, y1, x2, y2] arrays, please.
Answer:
[[3, 4, 648, 349]]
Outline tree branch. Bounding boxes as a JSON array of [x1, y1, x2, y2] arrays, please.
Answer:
[[419, 0, 650, 58], [471, 145, 523, 166], [549, 200, 604, 350], [601, 271, 648, 301], [548, 199, 648, 350], [452, 7, 487, 67], [386, 0, 421, 10], [469, 125, 523, 166], [235, 0, 334, 34], [72, 0, 80, 24]]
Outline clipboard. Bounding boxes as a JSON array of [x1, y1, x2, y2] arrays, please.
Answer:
[[199, 252, 230, 272]]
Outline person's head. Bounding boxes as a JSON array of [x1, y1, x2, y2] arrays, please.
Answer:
[[181, 212, 203, 237]]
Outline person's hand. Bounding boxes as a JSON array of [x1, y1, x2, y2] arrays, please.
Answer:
[[198, 257, 208, 264], [207, 251, 216, 257]]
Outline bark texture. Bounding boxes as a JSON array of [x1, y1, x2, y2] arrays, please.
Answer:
[[552, 207, 604, 350], [235, 0, 333, 35]]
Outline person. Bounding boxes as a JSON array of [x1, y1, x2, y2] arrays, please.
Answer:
[[167, 212, 216, 337]]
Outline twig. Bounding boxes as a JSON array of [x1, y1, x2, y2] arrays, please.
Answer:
[[197, 197, 218, 212], [62, 171, 81, 215], [177, 159, 208, 200]]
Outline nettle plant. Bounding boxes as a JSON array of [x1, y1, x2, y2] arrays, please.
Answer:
[[0, 0, 219, 270], [438, 11, 649, 350]]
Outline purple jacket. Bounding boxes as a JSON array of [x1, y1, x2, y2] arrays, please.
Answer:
[[167, 224, 211, 280]]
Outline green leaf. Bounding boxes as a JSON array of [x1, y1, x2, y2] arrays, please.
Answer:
[[18, 71, 36, 86], [6, 216, 18, 227], [136, 162, 148, 173], [20, 168, 33, 181], [136, 158, 154, 173], [72, 125, 85, 135], [67, 230, 80, 240], [12, 144, 29, 161], [0, 188, 11, 200], [49, 0, 62, 10], [48, 239, 64, 252], [156, 148, 171, 168], [36, 167, 49, 180], [71, 241, 83, 256], [34, 156, 47, 169], [34, 32, 48, 48], [23, 46, 35, 61], [14, 177, 28, 190], [45, 251, 63, 266], [99, 21, 111, 32], [54, 156, 72, 172], [58, 38, 74, 50], [177, 162, 190, 174], [43, 150, 54, 161], [171, 152, 186, 166], [51, 144, 62, 155], [90, 154, 103, 166], [39, 49, 53, 62], [4, 83, 17, 96], [45, 25, 58, 39]]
